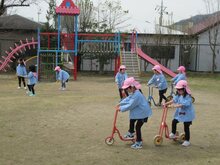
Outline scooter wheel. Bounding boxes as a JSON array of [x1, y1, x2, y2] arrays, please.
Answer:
[[179, 133, 185, 142], [192, 96, 195, 103], [166, 96, 173, 102], [105, 137, 114, 145], [154, 135, 163, 146]]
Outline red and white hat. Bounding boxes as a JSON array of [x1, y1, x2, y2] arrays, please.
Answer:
[[54, 66, 61, 71], [152, 65, 162, 74], [175, 80, 191, 95], [177, 66, 186, 73], [119, 65, 126, 70], [122, 77, 141, 89]]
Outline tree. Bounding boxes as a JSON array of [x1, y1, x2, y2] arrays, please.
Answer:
[[45, 0, 56, 31], [0, 0, 37, 16], [203, 0, 220, 73], [62, 0, 95, 33], [95, 0, 129, 32]]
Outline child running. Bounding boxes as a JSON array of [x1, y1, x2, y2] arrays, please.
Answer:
[[165, 80, 195, 147], [117, 77, 152, 149], [54, 66, 70, 90], [16, 58, 27, 89], [171, 66, 186, 85], [115, 65, 128, 99], [147, 65, 168, 106], [27, 65, 37, 96]]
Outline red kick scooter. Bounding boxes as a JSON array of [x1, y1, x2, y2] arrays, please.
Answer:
[[105, 107, 135, 145], [153, 105, 185, 146]]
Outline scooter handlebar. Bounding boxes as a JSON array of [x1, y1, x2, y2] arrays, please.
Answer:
[[115, 105, 120, 111]]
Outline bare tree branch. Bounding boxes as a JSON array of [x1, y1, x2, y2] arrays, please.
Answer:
[[0, 0, 38, 16]]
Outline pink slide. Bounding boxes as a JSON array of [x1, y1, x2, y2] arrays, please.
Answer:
[[137, 47, 176, 77]]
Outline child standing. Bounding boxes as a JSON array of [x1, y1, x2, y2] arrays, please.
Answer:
[[27, 65, 37, 96], [115, 65, 128, 99], [165, 80, 195, 147], [16, 58, 27, 89], [54, 66, 70, 90], [147, 65, 168, 106], [171, 66, 186, 85], [117, 77, 152, 149]]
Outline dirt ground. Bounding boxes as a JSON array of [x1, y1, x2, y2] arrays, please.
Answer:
[[0, 73, 220, 165]]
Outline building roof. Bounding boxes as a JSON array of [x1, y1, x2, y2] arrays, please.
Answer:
[[0, 14, 43, 30], [186, 12, 220, 35], [56, 0, 80, 15]]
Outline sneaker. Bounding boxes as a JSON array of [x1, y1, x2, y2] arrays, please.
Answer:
[[124, 132, 135, 139], [131, 141, 143, 149], [17, 87, 21, 89], [26, 91, 31, 94], [182, 141, 190, 147], [169, 133, 176, 139], [62, 88, 66, 91], [29, 93, 35, 96], [24, 87, 27, 90]]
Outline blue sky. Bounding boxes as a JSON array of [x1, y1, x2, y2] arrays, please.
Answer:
[[11, 0, 207, 32]]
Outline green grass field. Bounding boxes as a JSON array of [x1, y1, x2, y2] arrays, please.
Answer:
[[0, 73, 220, 165]]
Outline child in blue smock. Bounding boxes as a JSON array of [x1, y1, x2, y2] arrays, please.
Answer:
[[117, 77, 152, 149], [54, 66, 70, 90], [27, 65, 37, 96], [16, 58, 27, 89], [171, 66, 187, 85], [147, 65, 168, 106], [165, 80, 195, 147], [115, 65, 128, 99]]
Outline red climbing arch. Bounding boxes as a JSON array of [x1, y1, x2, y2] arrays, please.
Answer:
[[0, 38, 37, 71]]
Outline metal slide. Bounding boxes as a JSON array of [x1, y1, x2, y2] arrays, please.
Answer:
[[136, 47, 176, 77]]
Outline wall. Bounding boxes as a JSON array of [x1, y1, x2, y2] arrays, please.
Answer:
[[197, 27, 220, 72]]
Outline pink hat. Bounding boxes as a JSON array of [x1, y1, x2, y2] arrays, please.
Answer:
[[119, 65, 126, 70], [122, 77, 141, 89], [133, 81, 141, 90], [152, 65, 162, 74], [175, 80, 191, 95], [54, 66, 61, 71], [177, 66, 186, 73]]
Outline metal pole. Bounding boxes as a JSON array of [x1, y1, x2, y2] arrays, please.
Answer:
[[57, 14, 61, 51], [74, 15, 79, 80], [37, 28, 40, 81]]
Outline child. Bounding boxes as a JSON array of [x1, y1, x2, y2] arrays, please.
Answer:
[[147, 65, 168, 106], [117, 77, 152, 149], [171, 66, 186, 85], [16, 58, 27, 89], [54, 66, 70, 90], [165, 80, 195, 147], [27, 65, 37, 96], [115, 65, 128, 99]]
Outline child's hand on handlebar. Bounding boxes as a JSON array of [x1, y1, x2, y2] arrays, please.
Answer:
[[167, 104, 175, 108], [115, 105, 120, 111]]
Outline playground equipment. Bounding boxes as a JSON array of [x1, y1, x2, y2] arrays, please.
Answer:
[[136, 47, 176, 78], [105, 108, 135, 145], [0, 38, 37, 72], [153, 105, 185, 146], [147, 85, 158, 107], [36, 0, 124, 81], [0, 2, 177, 82], [37, 0, 80, 81]]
